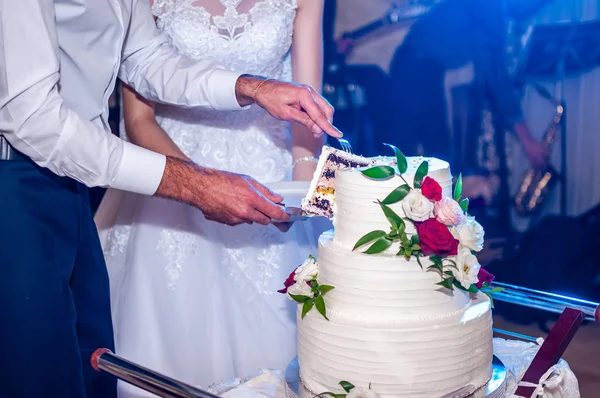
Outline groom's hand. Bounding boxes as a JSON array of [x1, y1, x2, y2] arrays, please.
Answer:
[[235, 75, 342, 139], [156, 157, 290, 226]]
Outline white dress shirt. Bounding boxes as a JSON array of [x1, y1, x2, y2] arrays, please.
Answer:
[[0, 0, 243, 195]]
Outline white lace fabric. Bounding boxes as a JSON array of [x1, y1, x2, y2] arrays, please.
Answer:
[[148, 0, 297, 183], [96, 0, 332, 392]]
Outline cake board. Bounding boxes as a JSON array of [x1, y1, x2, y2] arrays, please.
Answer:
[[283, 357, 506, 398]]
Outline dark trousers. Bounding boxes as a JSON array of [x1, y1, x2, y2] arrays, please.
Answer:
[[0, 159, 116, 397], [387, 44, 451, 160]]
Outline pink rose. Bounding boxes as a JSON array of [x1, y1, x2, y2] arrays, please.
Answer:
[[435, 197, 466, 226]]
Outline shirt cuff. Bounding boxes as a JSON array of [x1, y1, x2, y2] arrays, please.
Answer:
[[110, 142, 167, 195], [206, 69, 248, 111]]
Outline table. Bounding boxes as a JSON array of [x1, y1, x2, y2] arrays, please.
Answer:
[[117, 338, 580, 398]]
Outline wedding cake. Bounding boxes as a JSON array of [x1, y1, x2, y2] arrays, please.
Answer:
[[279, 146, 496, 398]]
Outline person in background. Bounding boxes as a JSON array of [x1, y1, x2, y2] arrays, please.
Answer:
[[95, 0, 328, 394], [385, 0, 551, 170]]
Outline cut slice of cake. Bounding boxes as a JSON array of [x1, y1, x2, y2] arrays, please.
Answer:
[[301, 146, 379, 218]]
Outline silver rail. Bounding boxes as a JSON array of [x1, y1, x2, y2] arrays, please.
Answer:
[[489, 282, 599, 322], [91, 349, 219, 398]]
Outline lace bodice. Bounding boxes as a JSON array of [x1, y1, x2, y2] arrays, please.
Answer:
[[148, 0, 297, 183]]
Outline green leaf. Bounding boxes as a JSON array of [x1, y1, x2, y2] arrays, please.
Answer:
[[381, 184, 411, 205], [400, 233, 410, 247], [353, 230, 387, 251], [314, 295, 328, 320], [397, 247, 405, 256], [459, 198, 469, 213], [454, 173, 463, 201], [361, 166, 396, 180], [427, 262, 443, 276], [444, 259, 458, 270], [485, 292, 496, 309], [415, 254, 424, 269], [437, 277, 455, 290], [339, 381, 355, 393], [301, 300, 314, 319], [314, 393, 346, 398], [289, 294, 311, 303], [411, 234, 420, 245], [430, 255, 443, 266], [398, 222, 406, 237], [413, 160, 429, 188], [319, 285, 335, 295], [467, 284, 480, 293], [411, 244, 421, 251], [364, 237, 393, 254], [378, 201, 404, 230], [384, 143, 408, 174], [403, 250, 412, 260], [486, 287, 505, 294]]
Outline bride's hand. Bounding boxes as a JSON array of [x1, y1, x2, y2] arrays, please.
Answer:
[[235, 75, 342, 139], [155, 157, 290, 226]]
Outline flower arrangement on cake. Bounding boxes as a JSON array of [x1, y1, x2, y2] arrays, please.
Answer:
[[353, 144, 498, 299], [278, 255, 334, 320], [279, 144, 500, 321]]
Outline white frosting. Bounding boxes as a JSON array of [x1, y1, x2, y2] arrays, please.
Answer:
[[295, 156, 492, 397], [316, 232, 471, 323], [333, 157, 453, 250], [297, 286, 493, 397]]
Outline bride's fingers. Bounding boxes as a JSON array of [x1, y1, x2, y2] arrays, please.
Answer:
[[307, 86, 334, 122], [286, 107, 321, 136], [298, 89, 341, 138]]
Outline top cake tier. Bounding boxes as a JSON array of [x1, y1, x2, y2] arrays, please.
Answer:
[[333, 157, 452, 249]]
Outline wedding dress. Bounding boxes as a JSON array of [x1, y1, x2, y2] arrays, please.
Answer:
[[95, 0, 329, 394]]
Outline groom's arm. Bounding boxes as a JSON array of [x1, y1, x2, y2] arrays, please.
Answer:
[[119, 0, 244, 110], [0, 0, 165, 195]]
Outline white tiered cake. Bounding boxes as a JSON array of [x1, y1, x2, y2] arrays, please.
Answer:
[[280, 147, 495, 398]]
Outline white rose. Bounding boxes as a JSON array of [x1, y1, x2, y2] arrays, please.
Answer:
[[434, 197, 466, 226], [452, 247, 481, 289], [347, 387, 379, 398], [457, 216, 485, 252], [287, 281, 314, 299], [294, 257, 318, 283], [401, 189, 434, 221]]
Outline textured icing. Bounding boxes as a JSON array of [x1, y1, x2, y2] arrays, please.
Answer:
[[317, 232, 471, 323], [296, 155, 493, 397], [333, 157, 452, 250], [297, 290, 493, 398]]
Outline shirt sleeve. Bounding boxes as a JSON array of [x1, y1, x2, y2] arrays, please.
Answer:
[[0, 0, 166, 195], [119, 0, 243, 111]]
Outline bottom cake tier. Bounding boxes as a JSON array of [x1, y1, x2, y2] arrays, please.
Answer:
[[297, 293, 493, 398]]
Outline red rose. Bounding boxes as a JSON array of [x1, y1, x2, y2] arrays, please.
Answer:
[[476, 268, 495, 289], [421, 176, 442, 201], [416, 218, 459, 257], [277, 269, 296, 294]]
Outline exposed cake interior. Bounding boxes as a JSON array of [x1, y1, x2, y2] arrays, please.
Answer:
[[301, 146, 382, 218]]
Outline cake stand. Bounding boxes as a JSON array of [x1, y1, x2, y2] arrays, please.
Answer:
[[283, 357, 507, 398]]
